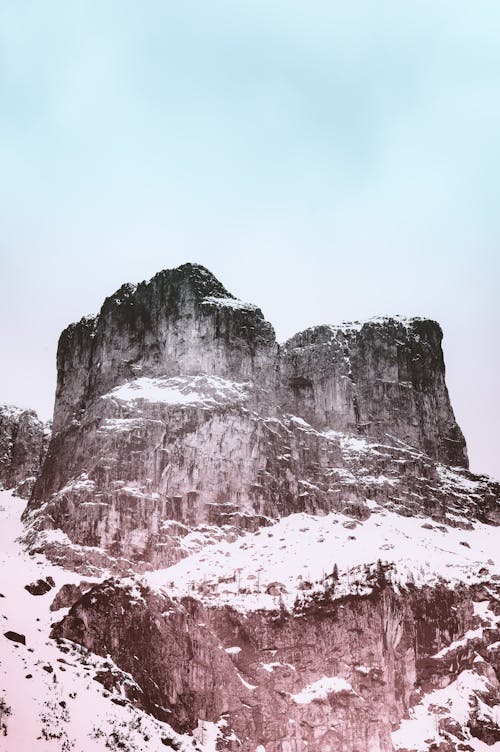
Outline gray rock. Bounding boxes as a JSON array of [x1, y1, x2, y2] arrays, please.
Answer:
[[3, 630, 26, 645], [50, 581, 93, 611], [281, 317, 468, 467], [52, 578, 500, 752], [0, 405, 50, 498], [24, 577, 55, 596]]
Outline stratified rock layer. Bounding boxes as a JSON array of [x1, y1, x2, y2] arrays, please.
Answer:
[[28, 263, 483, 566], [0, 404, 50, 498]]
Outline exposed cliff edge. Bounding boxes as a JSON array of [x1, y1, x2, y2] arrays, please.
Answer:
[[50, 264, 276, 436], [0, 404, 50, 498], [26, 263, 497, 571]]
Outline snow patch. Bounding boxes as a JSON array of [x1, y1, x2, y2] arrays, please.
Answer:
[[202, 296, 258, 312], [144, 504, 500, 613], [291, 676, 354, 704], [103, 375, 250, 408]]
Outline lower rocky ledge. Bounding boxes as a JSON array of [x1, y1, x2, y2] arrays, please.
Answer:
[[50, 579, 500, 752]]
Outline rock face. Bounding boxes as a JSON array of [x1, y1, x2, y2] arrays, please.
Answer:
[[52, 577, 500, 752], [281, 319, 467, 466], [27, 263, 490, 568], [50, 264, 277, 436], [0, 405, 50, 498]]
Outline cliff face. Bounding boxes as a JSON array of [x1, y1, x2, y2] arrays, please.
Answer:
[[27, 263, 487, 568], [49, 264, 464, 465], [0, 404, 50, 498], [281, 318, 467, 467], [52, 577, 500, 752], [52, 265, 277, 435]]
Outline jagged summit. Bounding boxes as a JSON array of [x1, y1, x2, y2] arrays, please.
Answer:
[[52, 263, 276, 434], [283, 316, 443, 351], [152, 262, 233, 299], [60, 263, 265, 354], [99, 264, 236, 318], [338, 314, 439, 330], [66, 263, 244, 333]]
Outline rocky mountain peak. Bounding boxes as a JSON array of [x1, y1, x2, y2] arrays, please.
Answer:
[[151, 262, 233, 300], [26, 263, 484, 575], [99, 263, 234, 320], [281, 314, 467, 468], [52, 264, 277, 434]]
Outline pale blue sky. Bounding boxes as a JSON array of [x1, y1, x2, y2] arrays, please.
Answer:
[[1, 1, 499, 477]]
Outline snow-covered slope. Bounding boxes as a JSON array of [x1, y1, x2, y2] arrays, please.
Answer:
[[46, 490, 500, 752], [143, 501, 500, 612], [0, 490, 219, 752], [4, 461, 500, 751]]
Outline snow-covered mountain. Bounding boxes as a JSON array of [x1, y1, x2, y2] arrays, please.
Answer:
[[1, 263, 499, 752]]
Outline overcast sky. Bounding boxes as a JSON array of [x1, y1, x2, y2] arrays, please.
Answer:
[[1, 1, 499, 478]]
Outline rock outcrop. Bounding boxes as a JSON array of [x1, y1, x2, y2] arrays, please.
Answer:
[[281, 318, 467, 466], [52, 577, 500, 752], [26, 263, 493, 568], [0, 404, 50, 498], [50, 265, 277, 436]]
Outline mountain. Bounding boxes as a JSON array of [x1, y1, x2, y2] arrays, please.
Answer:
[[2, 263, 500, 752], [26, 263, 488, 574]]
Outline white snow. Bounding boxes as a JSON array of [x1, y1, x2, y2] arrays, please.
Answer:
[[322, 429, 383, 455], [318, 316, 428, 339], [193, 720, 221, 751], [102, 374, 250, 408], [144, 504, 500, 613], [56, 473, 95, 496], [291, 676, 354, 703], [392, 668, 500, 751], [354, 665, 372, 675], [238, 674, 257, 691], [261, 662, 296, 673], [0, 490, 213, 752], [0, 403, 26, 420], [432, 601, 500, 658], [289, 416, 313, 430], [98, 418, 145, 433], [201, 296, 258, 312], [437, 465, 483, 493], [432, 627, 485, 658]]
